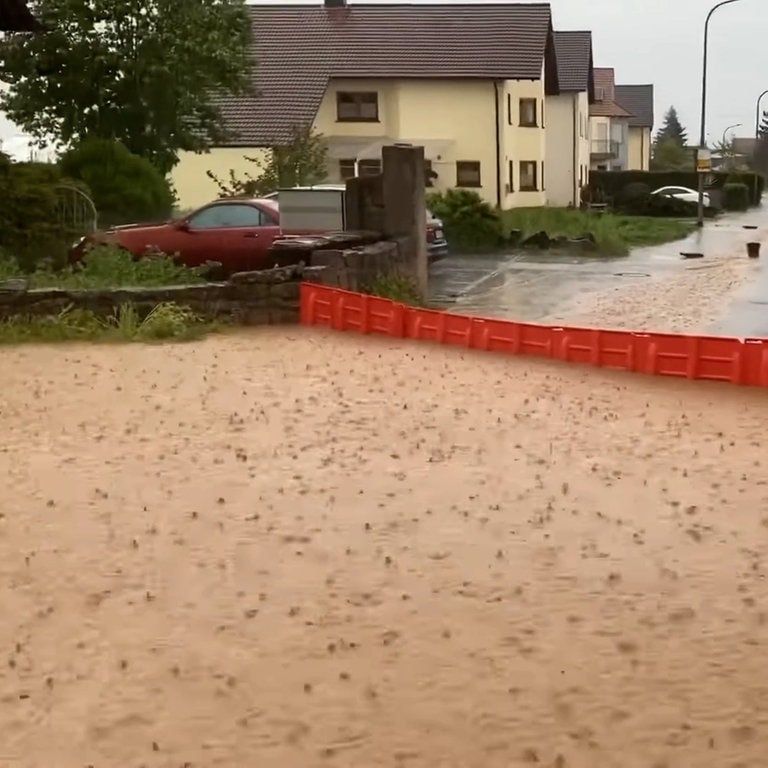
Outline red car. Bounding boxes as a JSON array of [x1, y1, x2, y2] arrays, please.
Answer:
[[70, 198, 294, 274], [70, 196, 448, 274]]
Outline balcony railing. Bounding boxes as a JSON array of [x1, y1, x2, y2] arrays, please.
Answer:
[[590, 139, 621, 158]]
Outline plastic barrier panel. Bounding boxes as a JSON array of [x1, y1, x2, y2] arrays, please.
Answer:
[[299, 283, 768, 389]]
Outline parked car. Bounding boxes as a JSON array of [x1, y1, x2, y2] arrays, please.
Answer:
[[69, 198, 289, 274], [651, 186, 711, 207], [265, 184, 449, 261]]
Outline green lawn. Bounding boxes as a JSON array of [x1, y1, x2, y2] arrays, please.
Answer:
[[499, 208, 697, 256]]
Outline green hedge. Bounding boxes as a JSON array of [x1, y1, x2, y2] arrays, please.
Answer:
[[0, 155, 89, 271], [589, 170, 764, 207]]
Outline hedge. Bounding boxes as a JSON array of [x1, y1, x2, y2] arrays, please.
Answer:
[[588, 171, 764, 207]]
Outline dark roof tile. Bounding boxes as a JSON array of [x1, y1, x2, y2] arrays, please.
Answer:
[[615, 84, 654, 128], [553, 31, 592, 92], [214, 3, 554, 146]]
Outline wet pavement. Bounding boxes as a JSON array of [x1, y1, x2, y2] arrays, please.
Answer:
[[429, 211, 767, 324]]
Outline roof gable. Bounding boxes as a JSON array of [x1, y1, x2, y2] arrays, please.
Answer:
[[214, 3, 555, 146], [615, 84, 654, 128], [553, 31, 593, 95]]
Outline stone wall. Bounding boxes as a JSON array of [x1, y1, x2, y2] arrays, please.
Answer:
[[0, 264, 327, 325]]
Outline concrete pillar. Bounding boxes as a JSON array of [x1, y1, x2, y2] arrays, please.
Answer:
[[381, 145, 428, 298]]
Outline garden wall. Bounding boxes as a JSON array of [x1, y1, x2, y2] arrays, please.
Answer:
[[0, 240, 407, 324]]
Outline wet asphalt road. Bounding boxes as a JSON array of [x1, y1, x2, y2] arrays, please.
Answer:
[[429, 210, 768, 331]]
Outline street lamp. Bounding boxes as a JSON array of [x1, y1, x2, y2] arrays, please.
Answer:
[[755, 89, 768, 138], [697, 0, 745, 227], [721, 123, 742, 171]]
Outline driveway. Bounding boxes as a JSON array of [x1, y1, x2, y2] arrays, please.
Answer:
[[429, 212, 765, 323]]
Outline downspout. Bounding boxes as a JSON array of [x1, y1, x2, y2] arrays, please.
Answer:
[[493, 81, 502, 208], [572, 93, 578, 206]]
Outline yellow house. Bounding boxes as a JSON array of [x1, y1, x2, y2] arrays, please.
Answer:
[[615, 84, 655, 171], [545, 31, 595, 207], [171, 0, 562, 211]]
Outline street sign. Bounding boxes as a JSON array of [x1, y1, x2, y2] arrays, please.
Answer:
[[696, 148, 712, 173]]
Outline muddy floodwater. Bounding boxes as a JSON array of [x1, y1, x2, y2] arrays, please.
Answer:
[[2, 329, 768, 767]]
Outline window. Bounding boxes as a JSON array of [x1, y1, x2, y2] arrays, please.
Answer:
[[425, 159, 435, 187], [541, 99, 545, 128], [456, 161, 481, 188], [188, 203, 268, 229], [519, 98, 538, 127], [519, 161, 538, 191], [507, 94, 513, 125], [541, 161, 545, 190], [508, 160, 515, 192], [579, 113, 584, 138], [336, 91, 379, 122], [359, 159, 381, 176], [339, 159, 356, 180], [595, 87, 605, 101], [339, 158, 382, 179]]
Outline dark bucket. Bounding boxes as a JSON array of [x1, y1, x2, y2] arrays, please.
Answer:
[[747, 242, 761, 259]]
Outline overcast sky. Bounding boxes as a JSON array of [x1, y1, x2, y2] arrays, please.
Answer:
[[2, 0, 765, 156]]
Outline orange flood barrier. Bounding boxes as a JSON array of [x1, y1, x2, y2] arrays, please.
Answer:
[[300, 283, 768, 388]]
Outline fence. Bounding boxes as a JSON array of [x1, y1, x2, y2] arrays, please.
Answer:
[[300, 283, 768, 388]]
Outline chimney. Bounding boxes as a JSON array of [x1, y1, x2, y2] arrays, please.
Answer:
[[324, 0, 347, 7]]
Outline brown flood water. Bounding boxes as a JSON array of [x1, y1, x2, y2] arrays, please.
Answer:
[[2, 328, 768, 768]]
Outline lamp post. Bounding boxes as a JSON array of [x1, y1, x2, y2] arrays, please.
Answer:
[[721, 123, 742, 172], [755, 89, 768, 138], [697, 0, 744, 227]]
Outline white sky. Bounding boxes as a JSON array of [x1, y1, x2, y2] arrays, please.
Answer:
[[2, 0, 765, 155]]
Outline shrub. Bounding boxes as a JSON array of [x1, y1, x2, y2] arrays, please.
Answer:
[[721, 182, 750, 211], [616, 182, 651, 206], [60, 139, 175, 227], [0, 160, 87, 271], [589, 170, 763, 207], [616, 193, 704, 218], [426, 189, 504, 251]]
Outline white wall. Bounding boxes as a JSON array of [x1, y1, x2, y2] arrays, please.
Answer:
[[545, 93, 576, 207]]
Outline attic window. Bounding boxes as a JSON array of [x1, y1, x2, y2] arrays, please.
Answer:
[[595, 87, 605, 101], [337, 91, 379, 122]]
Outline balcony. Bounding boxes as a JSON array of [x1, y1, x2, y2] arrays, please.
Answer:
[[590, 139, 621, 160]]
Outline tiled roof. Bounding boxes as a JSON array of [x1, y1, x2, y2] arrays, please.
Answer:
[[615, 84, 654, 128], [589, 100, 633, 118], [0, 0, 41, 31], [214, 3, 556, 146], [593, 67, 616, 102], [553, 31, 593, 93]]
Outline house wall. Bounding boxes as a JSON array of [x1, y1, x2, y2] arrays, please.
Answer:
[[576, 91, 591, 193], [611, 119, 630, 170], [315, 76, 547, 210], [628, 126, 651, 171], [171, 148, 272, 210], [498, 71, 547, 209], [545, 93, 576, 207], [589, 116, 631, 172]]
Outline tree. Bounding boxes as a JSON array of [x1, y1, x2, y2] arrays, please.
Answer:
[[206, 126, 329, 198], [759, 110, 768, 139], [0, 0, 253, 174], [59, 138, 175, 226], [651, 138, 693, 171], [654, 106, 688, 147]]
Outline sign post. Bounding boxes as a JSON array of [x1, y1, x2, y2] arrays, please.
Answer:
[[696, 148, 712, 173]]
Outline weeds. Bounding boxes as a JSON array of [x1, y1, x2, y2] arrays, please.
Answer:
[[0, 245, 206, 289], [499, 208, 696, 256], [0, 302, 213, 345], [366, 273, 424, 306]]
